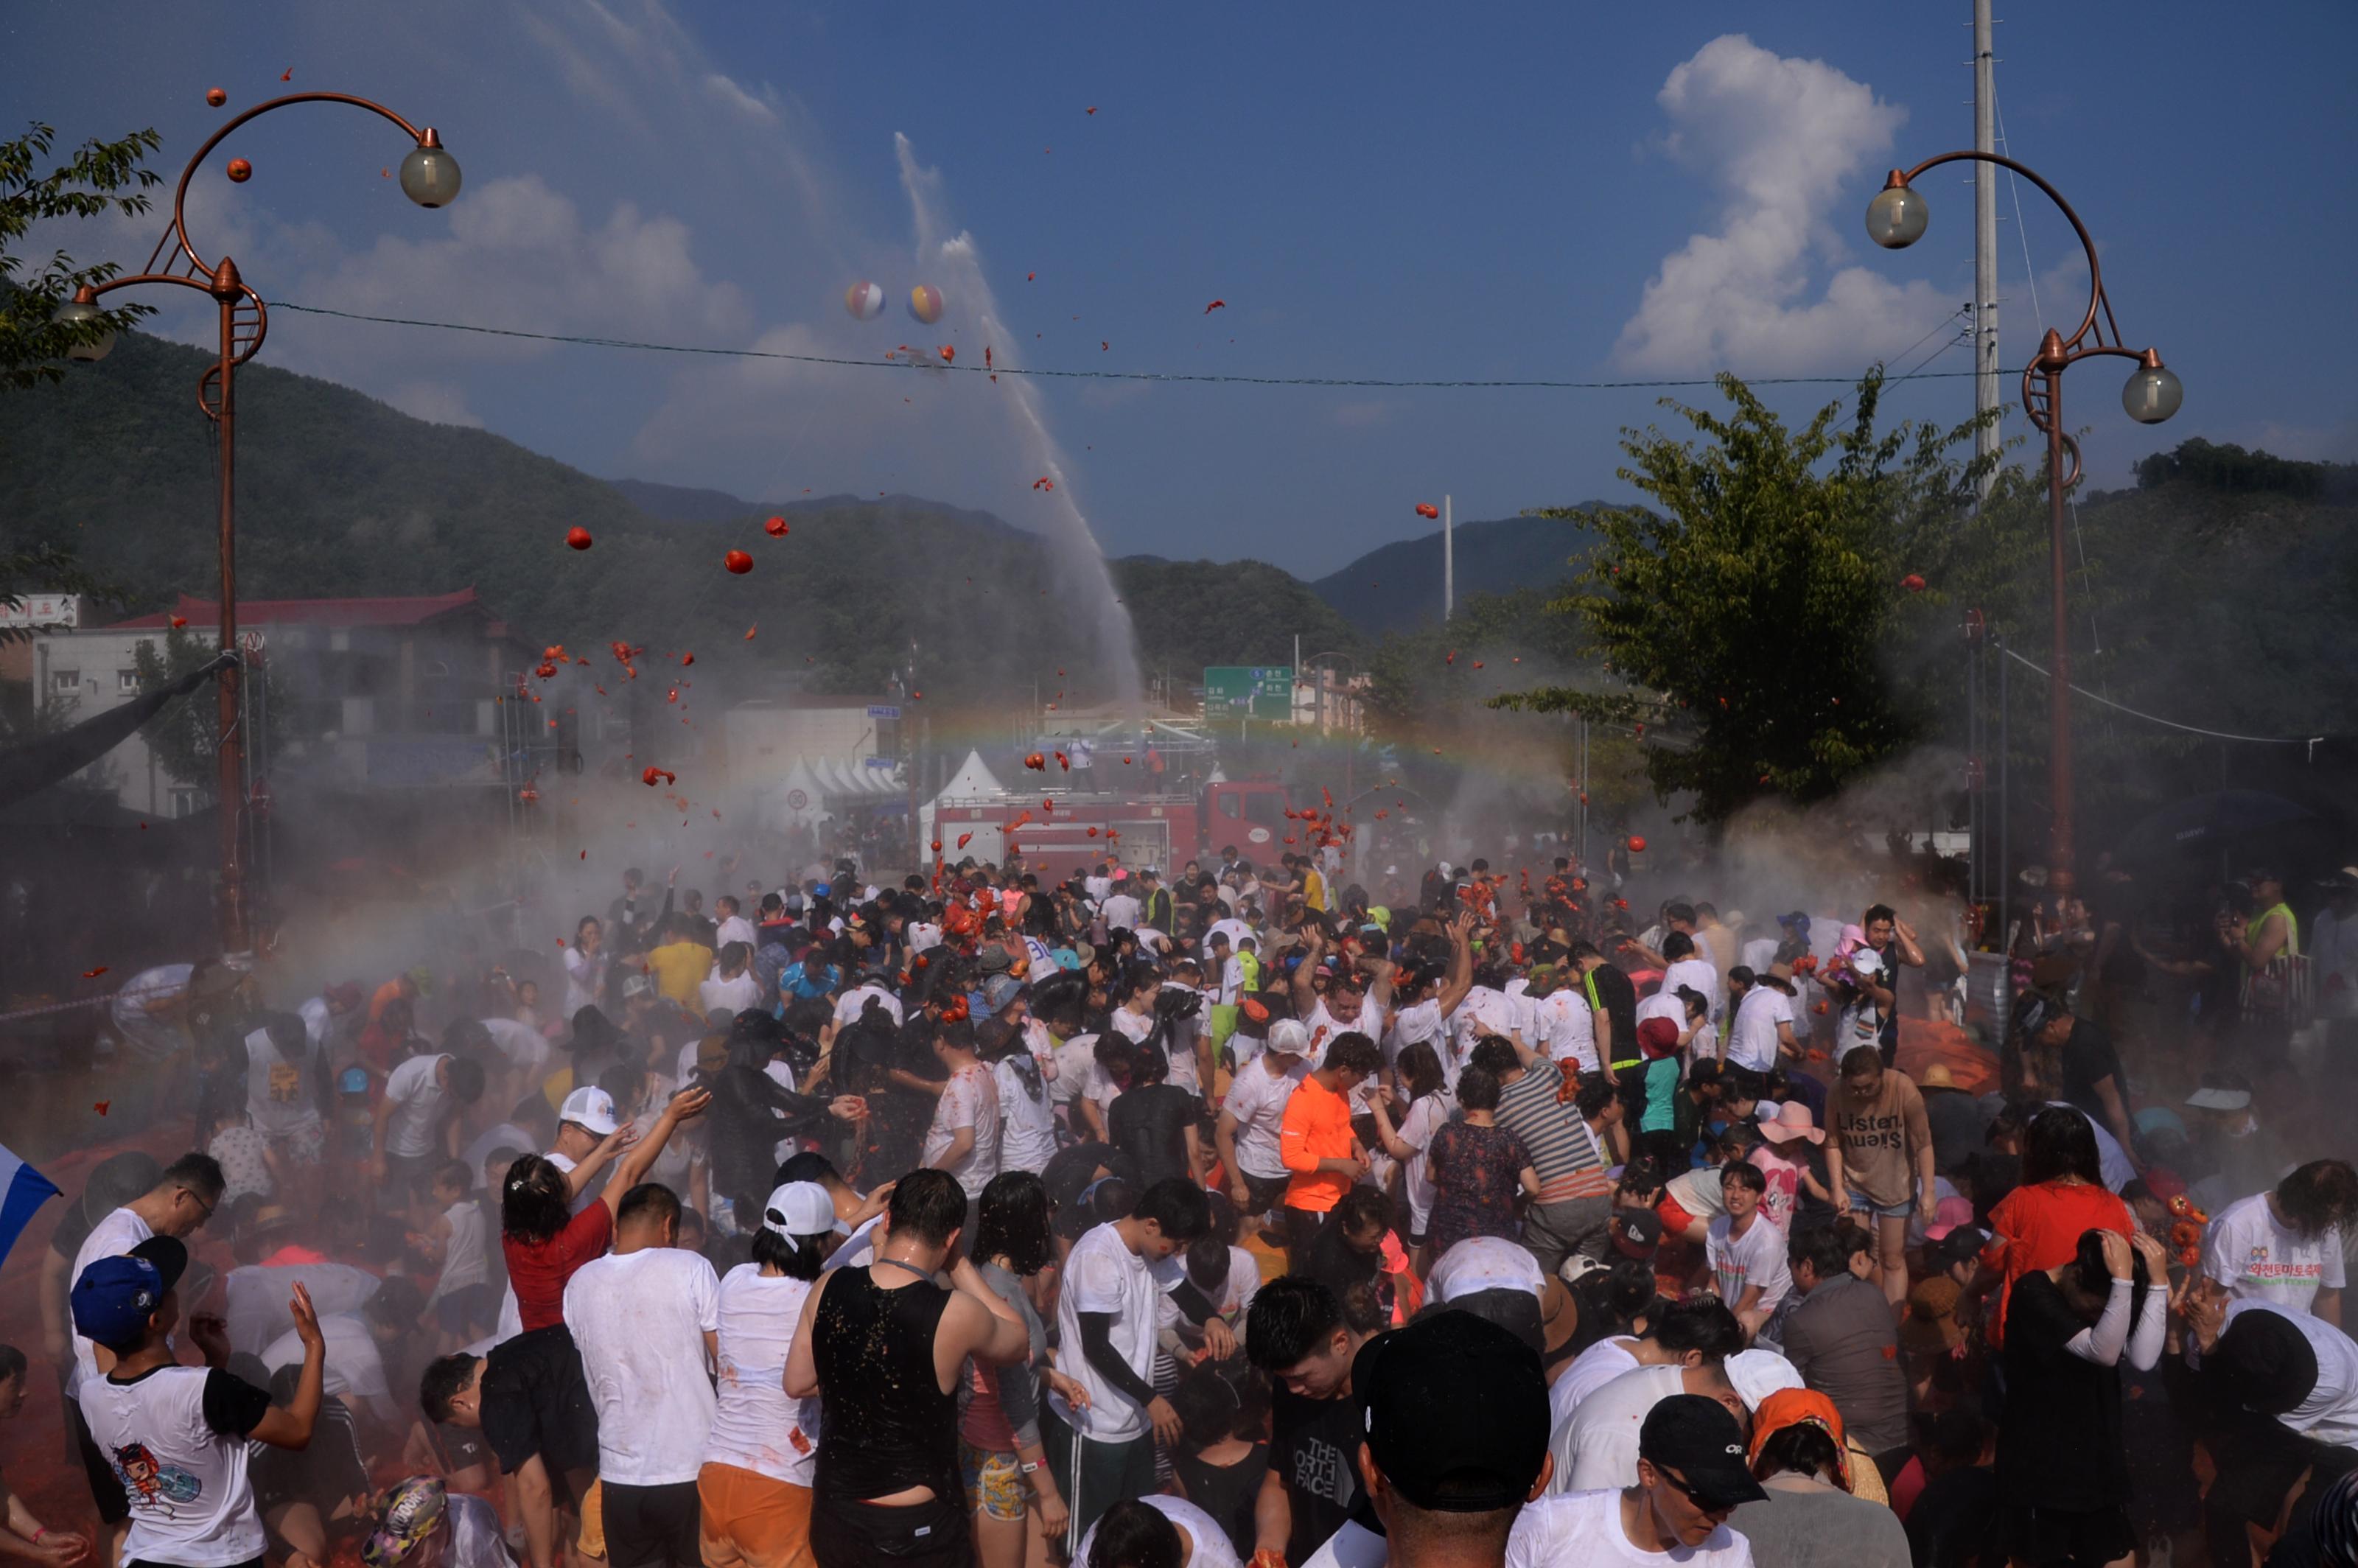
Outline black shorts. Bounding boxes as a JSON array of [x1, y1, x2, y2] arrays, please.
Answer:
[[1237, 1171, 1291, 1217], [2004, 1503, 2136, 1568], [810, 1491, 970, 1568], [480, 1324, 601, 1480], [69, 1390, 131, 1525], [602, 1480, 702, 1568]]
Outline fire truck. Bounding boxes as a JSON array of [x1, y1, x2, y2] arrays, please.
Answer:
[[921, 771, 1294, 880]]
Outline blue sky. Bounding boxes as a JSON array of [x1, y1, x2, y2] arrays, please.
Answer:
[[9, 1, 2354, 574]]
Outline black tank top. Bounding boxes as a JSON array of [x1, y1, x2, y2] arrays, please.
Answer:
[[811, 1264, 957, 1503]]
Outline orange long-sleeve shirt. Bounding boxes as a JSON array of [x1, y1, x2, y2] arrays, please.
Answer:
[[1279, 1074, 1354, 1214]]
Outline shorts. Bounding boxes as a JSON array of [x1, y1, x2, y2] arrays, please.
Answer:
[[699, 1463, 816, 1568], [480, 1323, 601, 1479], [603, 1478, 702, 1568], [809, 1490, 970, 1568], [1236, 1171, 1291, 1217], [1655, 1193, 1699, 1238], [69, 1388, 131, 1524], [959, 1442, 1025, 1523], [1846, 1192, 1916, 1221], [262, 1121, 326, 1167], [2004, 1503, 2136, 1567]]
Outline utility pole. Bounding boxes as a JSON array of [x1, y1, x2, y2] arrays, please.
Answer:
[[1443, 494, 1455, 620], [1973, 0, 2001, 500]]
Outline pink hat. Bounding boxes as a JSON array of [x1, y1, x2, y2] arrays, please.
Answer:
[[1757, 1100, 1824, 1144], [1923, 1196, 1976, 1241]]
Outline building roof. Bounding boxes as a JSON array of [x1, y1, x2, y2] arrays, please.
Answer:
[[111, 589, 488, 631]]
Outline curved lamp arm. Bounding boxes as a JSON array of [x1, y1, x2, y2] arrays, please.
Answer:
[[1886, 153, 2113, 354], [163, 93, 439, 278]]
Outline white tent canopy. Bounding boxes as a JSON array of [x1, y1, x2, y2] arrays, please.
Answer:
[[935, 748, 1008, 805]]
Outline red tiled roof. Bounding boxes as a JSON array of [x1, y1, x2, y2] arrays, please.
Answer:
[[111, 588, 486, 630]]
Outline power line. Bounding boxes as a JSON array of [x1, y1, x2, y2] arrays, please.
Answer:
[[266, 300, 2015, 393], [1998, 646, 2328, 750]]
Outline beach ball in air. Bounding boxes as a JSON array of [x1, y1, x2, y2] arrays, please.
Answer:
[[909, 284, 945, 324], [844, 281, 885, 321]]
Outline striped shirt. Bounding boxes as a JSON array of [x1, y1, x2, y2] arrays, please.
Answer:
[[1494, 1066, 1612, 1204]]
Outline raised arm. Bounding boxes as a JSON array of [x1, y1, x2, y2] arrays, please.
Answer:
[[601, 1087, 712, 1217]]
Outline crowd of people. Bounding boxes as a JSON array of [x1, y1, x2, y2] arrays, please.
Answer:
[[22, 839, 2358, 1568]]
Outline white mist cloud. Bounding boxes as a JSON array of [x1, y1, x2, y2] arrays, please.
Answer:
[[1614, 34, 1955, 376]]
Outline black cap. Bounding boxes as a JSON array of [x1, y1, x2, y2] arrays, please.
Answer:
[[1637, 1395, 1767, 1509], [1357, 1309, 1550, 1513], [1614, 1207, 1664, 1253], [129, 1236, 189, 1299], [2214, 1307, 2322, 1416]]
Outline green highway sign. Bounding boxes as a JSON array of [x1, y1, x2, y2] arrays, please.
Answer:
[[1203, 665, 1295, 718]]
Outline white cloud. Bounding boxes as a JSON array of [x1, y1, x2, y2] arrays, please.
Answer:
[[1614, 34, 1956, 375]]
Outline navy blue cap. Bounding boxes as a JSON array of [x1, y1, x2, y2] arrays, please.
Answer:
[[72, 1253, 167, 1351]]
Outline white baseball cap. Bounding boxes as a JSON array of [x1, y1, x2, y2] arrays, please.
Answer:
[[558, 1086, 620, 1138], [760, 1181, 844, 1238], [1726, 1348, 1805, 1412], [1265, 1019, 1312, 1057]]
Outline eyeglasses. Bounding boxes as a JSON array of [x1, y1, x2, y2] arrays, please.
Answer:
[[181, 1188, 218, 1228]]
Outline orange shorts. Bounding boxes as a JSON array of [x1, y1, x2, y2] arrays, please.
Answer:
[[698, 1463, 816, 1568]]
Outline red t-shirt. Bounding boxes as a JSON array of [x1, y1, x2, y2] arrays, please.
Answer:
[[1981, 1179, 2134, 1349], [503, 1202, 614, 1331]]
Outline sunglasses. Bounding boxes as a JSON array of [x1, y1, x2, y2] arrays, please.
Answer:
[[1651, 1463, 1736, 1514]]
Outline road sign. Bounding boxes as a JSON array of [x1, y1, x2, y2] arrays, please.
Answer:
[[867, 705, 902, 719], [1203, 665, 1294, 719]]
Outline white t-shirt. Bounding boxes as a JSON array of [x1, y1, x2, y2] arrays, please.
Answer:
[[1533, 987, 1600, 1074], [1049, 1222, 1161, 1441], [479, 1017, 551, 1084], [1076, 1492, 1239, 1568], [1706, 1214, 1792, 1312], [1204, 919, 1253, 963], [225, 1261, 379, 1357], [994, 1055, 1060, 1175], [382, 1054, 448, 1159], [1428, 1236, 1545, 1303], [2315, 909, 2358, 1021], [242, 1023, 323, 1138], [1634, 991, 1687, 1035], [563, 946, 606, 1016], [1222, 1057, 1306, 1182], [1387, 998, 1447, 1079], [704, 1264, 822, 1486], [832, 983, 903, 1029], [1395, 1092, 1452, 1234], [1725, 987, 1794, 1075], [1049, 1034, 1099, 1112], [77, 1365, 268, 1567], [71, 1206, 155, 1393], [1741, 937, 1783, 975], [1665, 1167, 1731, 1227], [923, 1063, 1004, 1198], [2203, 1191, 2348, 1314], [563, 1247, 722, 1485], [1551, 1337, 1643, 1431], [1510, 1487, 1754, 1568], [1547, 1363, 1690, 1494], [1110, 1007, 1158, 1048], [2217, 1300, 2358, 1445], [1661, 959, 1721, 1023], [1450, 985, 1518, 1063], [1101, 892, 1143, 931], [701, 970, 761, 1018], [262, 1313, 388, 1403], [715, 915, 758, 952], [1301, 1519, 1388, 1568]]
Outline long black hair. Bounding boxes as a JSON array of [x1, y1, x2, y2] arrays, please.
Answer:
[[974, 1170, 1054, 1277], [2022, 1107, 2104, 1186], [500, 1155, 574, 1245], [749, 1225, 828, 1281]]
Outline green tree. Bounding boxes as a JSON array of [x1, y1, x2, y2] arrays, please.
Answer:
[[2, 120, 161, 630], [131, 625, 284, 801], [1493, 369, 2040, 825]]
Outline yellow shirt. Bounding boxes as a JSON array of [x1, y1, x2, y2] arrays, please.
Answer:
[[646, 941, 713, 1008], [1304, 867, 1328, 912]]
